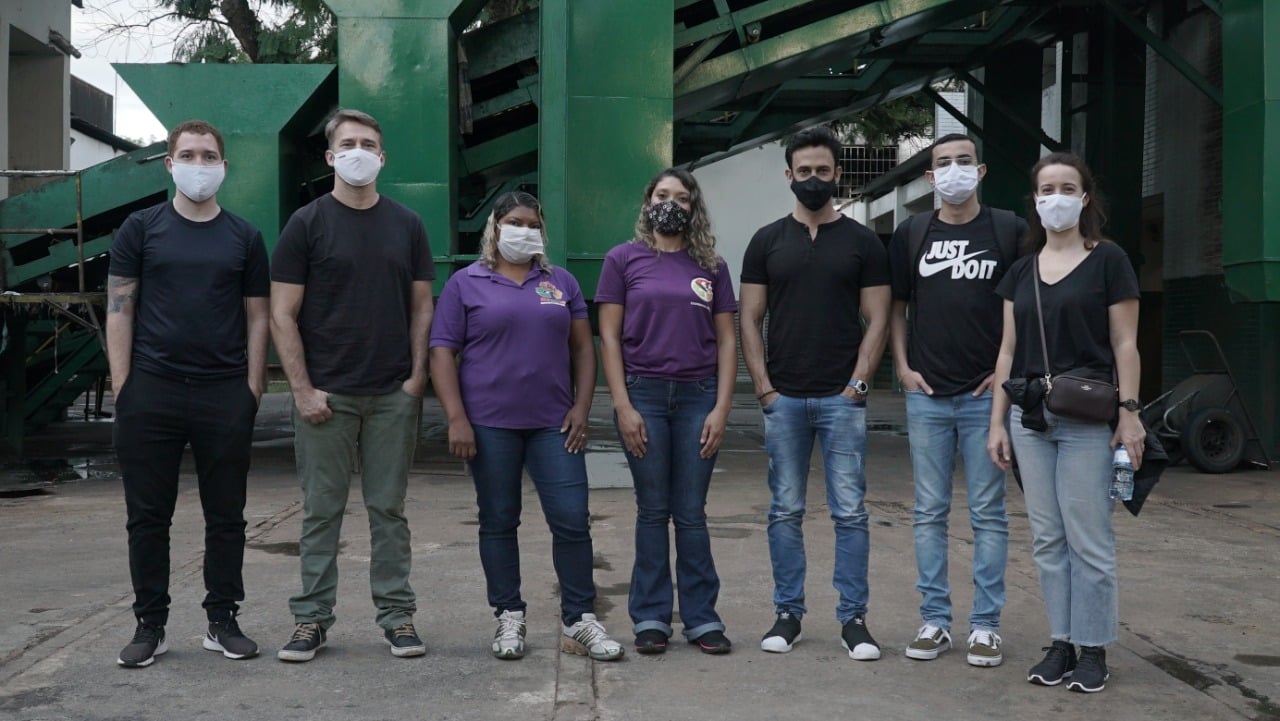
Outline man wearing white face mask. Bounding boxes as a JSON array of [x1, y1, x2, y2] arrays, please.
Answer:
[[271, 108, 435, 662], [107, 120, 270, 668], [887, 134, 1026, 667]]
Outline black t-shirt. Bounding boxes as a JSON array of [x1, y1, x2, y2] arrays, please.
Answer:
[[109, 202, 270, 379], [996, 241, 1140, 379], [271, 193, 434, 395], [741, 214, 890, 397], [889, 207, 1026, 396]]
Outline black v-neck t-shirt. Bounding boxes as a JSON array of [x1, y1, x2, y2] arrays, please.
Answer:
[[996, 241, 1140, 379], [741, 214, 889, 396]]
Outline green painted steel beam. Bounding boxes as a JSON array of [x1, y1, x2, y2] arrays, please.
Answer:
[[956, 69, 1066, 152], [1222, 0, 1280, 302], [115, 63, 336, 252], [461, 7, 539, 79], [1098, 0, 1222, 106], [676, 0, 825, 47], [461, 125, 538, 176], [540, 0, 674, 295], [470, 87, 535, 122]]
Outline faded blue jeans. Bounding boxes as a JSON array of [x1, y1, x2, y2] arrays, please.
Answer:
[[618, 375, 724, 641], [762, 392, 870, 623], [905, 389, 1008, 632], [1010, 406, 1118, 647]]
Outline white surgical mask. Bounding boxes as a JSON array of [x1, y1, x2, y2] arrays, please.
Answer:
[[170, 162, 225, 203], [1035, 193, 1086, 232], [497, 224, 545, 264], [932, 163, 980, 205], [332, 148, 382, 187]]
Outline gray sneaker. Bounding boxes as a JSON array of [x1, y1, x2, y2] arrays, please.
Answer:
[[905, 624, 951, 660], [967, 629, 1003, 667], [492, 610, 526, 660], [560, 613, 624, 661]]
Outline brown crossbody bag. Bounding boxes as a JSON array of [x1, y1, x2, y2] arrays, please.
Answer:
[[1032, 257, 1117, 423]]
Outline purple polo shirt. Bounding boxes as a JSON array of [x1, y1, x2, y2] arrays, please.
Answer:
[[595, 241, 737, 381], [430, 261, 588, 429]]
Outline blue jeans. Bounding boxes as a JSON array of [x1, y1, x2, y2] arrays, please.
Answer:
[[1009, 406, 1118, 647], [468, 425, 596, 625], [905, 390, 1008, 632], [618, 375, 724, 640], [762, 392, 870, 623]]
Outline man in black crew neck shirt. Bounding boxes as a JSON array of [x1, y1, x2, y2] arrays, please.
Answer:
[[271, 109, 434, 662], [740, 126, 891, 661], [108, 120, 270, 668], [889, 134, 1026, 668]]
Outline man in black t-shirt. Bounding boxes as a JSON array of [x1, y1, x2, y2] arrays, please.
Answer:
[[740, 126, 891, 661], [888, 134, 1025, 668], [270, 109, 435, 663], [107, 120, 270, 668]]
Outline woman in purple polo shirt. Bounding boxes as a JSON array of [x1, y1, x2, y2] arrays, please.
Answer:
[[429, 191, 624, 663], [597, 168, 738, 655]]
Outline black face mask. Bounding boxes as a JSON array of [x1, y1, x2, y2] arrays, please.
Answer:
[[790, 176, 837, 211], [647, 200, 691, 236]]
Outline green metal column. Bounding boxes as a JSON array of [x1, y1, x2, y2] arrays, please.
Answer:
[[1084, 13, 1145, 260], [975, 42, 1042, 219], [539, 0, 674, 295], [324, 1, 488, 280], [1222, 0, 1280, 302], [115, 63, 335, 252]]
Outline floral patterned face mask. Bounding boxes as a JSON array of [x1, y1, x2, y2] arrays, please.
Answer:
[[646, 200, 691, 236]]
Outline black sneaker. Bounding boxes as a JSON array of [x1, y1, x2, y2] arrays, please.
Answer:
[[761, 612, 802, 653], [691, 629, 732, 655], [203, 616, 259, 660], [277, 622, 326, 662], [635, 629, 668, 655], [841, 616, 881, 661], [1066, 646, 1109, 693], [384, 622, 426, 657], [117, 621, 167, 668], [1028, 640, 1077, 686]]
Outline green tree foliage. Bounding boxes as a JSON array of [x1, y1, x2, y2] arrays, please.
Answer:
[[831, 93, 934, 148], [159, 0, 335, 64]]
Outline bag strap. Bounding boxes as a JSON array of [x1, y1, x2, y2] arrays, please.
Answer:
[[1032, 255, 1053, 382], [906, 210, 937, 302]]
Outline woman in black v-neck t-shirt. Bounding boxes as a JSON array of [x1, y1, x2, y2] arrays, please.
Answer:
[[987, 153, 1143, 694]]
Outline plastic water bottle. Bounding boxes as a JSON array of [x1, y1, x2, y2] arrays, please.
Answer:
[[1110, 447, 1134, 502]]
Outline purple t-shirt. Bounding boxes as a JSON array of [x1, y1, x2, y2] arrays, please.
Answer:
[[595, 241, 738, 381], [429, 262, 588, 429]]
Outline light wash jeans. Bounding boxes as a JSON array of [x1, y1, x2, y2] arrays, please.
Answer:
[[905, 389, 1008, 632], [1010, 406, 1118, 647], [762, 392, 870, 623]]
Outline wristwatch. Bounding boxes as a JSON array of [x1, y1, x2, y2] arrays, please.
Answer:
[[847, 379, 869, 395], [1119, 398, 1140, 412]]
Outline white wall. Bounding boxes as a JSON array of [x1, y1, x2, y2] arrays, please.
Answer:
[[692, 143, 796, 286], [69, 129, 125, 170]]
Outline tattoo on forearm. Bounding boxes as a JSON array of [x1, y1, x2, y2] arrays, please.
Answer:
[[106, 276, 138, 314]]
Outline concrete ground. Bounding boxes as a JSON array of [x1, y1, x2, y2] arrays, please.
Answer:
[[1, 390, 1277, 721]]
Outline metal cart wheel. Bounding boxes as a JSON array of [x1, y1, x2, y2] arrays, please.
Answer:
[[1181, 407, 1246, 474]]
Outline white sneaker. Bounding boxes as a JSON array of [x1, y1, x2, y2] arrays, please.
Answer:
[[560, 613, 624, 661], [905, 624, 951, 660], [967, 629, 1003, 667], [492, 610, 526, 659]]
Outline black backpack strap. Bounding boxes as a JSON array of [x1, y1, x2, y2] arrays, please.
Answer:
[[907, 210, 938, 300], [989, 206, 1019, 268]]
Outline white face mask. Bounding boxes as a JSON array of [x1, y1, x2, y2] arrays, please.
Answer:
[[332, 148, 382, 187], [1035, 193, 1086, 232], [497, 224, 545, 264], [931, 163, 980, 205], [170, 162, 225, 203]]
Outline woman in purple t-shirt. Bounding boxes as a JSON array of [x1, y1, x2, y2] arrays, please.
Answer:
[[597, 168, 738, 655], [429, 191, 624, 663]]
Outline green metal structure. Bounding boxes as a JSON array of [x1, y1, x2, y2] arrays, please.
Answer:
[[0, 0, 1274, 454]]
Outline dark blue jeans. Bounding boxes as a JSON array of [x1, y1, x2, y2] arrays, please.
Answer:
[[468, 425, 596, 625], [618, 375, 724, 640]]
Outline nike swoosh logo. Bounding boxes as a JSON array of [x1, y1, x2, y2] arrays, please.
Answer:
[[918, 249, 990, 277]]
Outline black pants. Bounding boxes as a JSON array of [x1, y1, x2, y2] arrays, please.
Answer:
[[114, 369, 258, 626]]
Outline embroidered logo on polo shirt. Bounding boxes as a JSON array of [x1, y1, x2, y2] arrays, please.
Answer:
[[691, 277, 714, 302], [536, 280, 566, 306]]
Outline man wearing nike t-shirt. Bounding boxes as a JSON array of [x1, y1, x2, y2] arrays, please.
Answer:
[[888, 134, 1027, 668]]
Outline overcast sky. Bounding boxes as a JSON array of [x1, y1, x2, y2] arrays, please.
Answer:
[[71, 1, 183, 143]]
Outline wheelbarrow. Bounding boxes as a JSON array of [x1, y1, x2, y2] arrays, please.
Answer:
[[1139, 330, 1272, 474]]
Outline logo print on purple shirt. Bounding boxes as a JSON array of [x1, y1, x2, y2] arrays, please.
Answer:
[[691, 277, 714, 303], [536, 280, 566, 305]]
